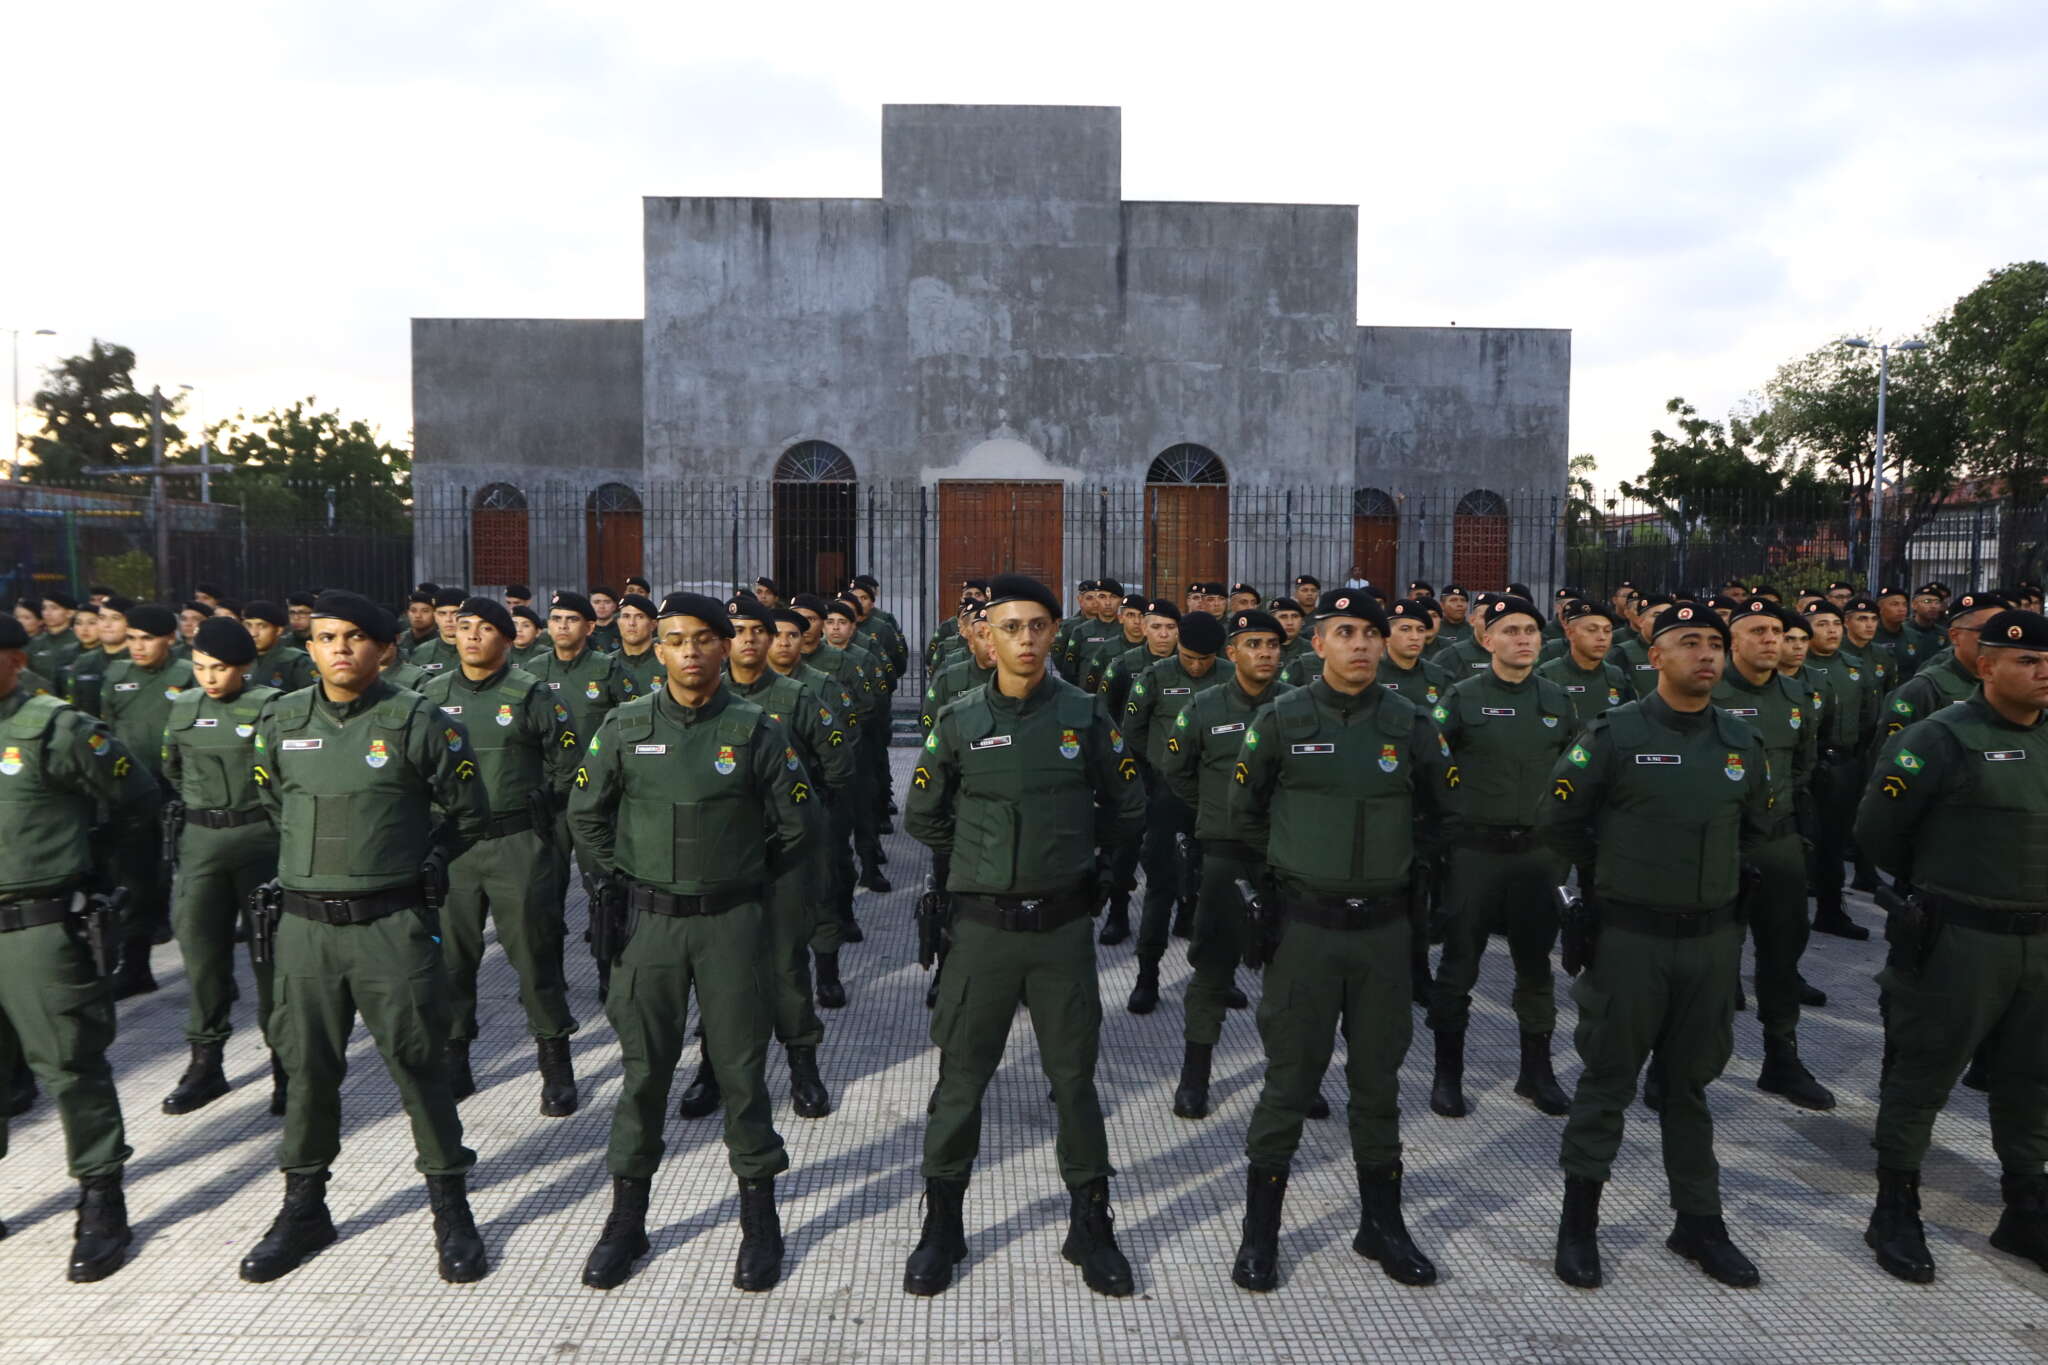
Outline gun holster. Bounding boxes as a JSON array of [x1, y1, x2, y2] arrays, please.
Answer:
[[916, 875, 954, 971], [248, 880, 284, 967], [1555, 883, 1598, 977], [1876, 885, 1940, 975]]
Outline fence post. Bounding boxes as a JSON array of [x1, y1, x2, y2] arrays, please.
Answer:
[[1675, 495, 1689, 590], [1548, 495, 1559, 597], [730, 489, 739, 592], [1970, 503, 1986, 592], [917, 483, 929, 678], [1284, 488, 1294, 584], [1097, 485, 1108, 575], [459, 485, 471, 588]]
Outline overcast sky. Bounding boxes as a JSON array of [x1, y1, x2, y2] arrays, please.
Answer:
[[7, 0, 2045, 485]]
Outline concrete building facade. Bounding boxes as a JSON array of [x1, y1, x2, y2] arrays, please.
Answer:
[[412, 104, 1570, 627]]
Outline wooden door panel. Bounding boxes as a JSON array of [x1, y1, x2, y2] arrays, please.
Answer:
[[938, 481, 1064, 618]]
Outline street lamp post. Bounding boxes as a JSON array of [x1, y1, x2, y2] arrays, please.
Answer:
[[1841, 337, 1927, 588], [7, 327, 56, 481]]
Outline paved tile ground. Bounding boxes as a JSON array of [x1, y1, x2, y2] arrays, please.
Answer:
[[4, 746, 2047, 1363]]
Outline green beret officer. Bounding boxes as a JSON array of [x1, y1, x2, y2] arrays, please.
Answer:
[[1377, 600, 1452, 708], [62, 596, 130, 719], [1093, 599, 1180, 945], [1801, 600, 1877, 940], [99, 602, 196, 995], [609, 593, 664, 696], [403, 589, 466, 679], [241, 601, 317, 692], [1539, 600, 1631, 728]]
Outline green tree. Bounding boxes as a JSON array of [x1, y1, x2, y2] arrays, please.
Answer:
[[26, 340, 185, 484], [1933, 261, 2048, 501], [211, 400, 412, 532]]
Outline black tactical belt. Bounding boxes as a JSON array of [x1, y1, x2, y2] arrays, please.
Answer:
[[0, 896, 75, 933], [1927, 896, 2048, 936], [1598, 900, 1736, 938], [1202, 839, 1263, 864], [282, 886, 419, 926], [1453, 825, 1538, 854], [186, 806, 268, 830], [482, 810, 533, 839], [626, 883, 760, 918], [954, 890, 1092, 934], [1280, 891, 1409, 932]]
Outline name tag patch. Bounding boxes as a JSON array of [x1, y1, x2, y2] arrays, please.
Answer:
[[193, 718, 218, 728], [1210, 722, 1246, 735], [114, 682, 138, 692], [280, 739, 323, 751], [1480, 707, 1517, 717], [1725, 707, 1758, 717], [970, 735, 1013, 751], [1635, 753, 1681, 765], [1986, 750, 2027, 762], [1290, 743, 1335, 755], [1634, 664, 1656, 671], [1163, 687, 1191, 696], [634, 744, 667, 755], [441, 705, 462, 715]]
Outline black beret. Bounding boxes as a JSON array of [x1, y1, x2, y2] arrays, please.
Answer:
[[195, 582, 225, 598], [193, 617, 257, 666], [1614, 580, 1636, 590], [1411, 596, 1444, 618], [1722, 578, 1748, 589], [1876, 585, 1907, 601], [407, 590, 436, 607], [428, 588, 463, 610], [851, 574, 879, 591], [1439, 584, 1467, 599], [769, 607, 809, 633], [957, 595, 979, 613], [1733, 597, 1788, 625], [655, 592, 734, 637], [790, 593, 831, 616], [1980, 609, 2048, 650], [510, 605, 543, 627], [505, 584, 533, 599], [1142, 597, 1180, 620], [1801, 600, 1843, 623], [1752, 584, 1780, 599], [1386, 600, 1433, 626], [1114, 594, 1143, 611], [1099, 578, 1124, 596], [623, 577, 652, 593], [1407, 580, 1433, 593], [549, 591, 596, 621], [753, 577, 778, 593], [1782, 612, 1813, 635], [0, 618, 26, 650], [1225, 609, 1284, 640], [127, 603, 179, 637], [1482, 595, 1544, 630], [215, 599, 243, 618], [1843, 596, 1878, 614], [415, 582, 441, 594], [1294, 575, 1321, 588], [824, 598, 861, 622], [1268, 597, 1303, 615], [1177, 611, 1225, 654], [15, 595, 41, 612], [725, 596, 773, 625], [285, 590, 316, 608], [1949, 591, 2012, 620], [984, 574, 1061, 619], [1314, 588, 1389, 631], [587, 586, 618, 600], [456, 597, 514, 639], [1827, 580, 1856, 593], [101, 595, 135, 616], [1187, 581, 1228, 597], [1560, 599, 1610, 625], [1076, 578, 1101, 594], [963, 578, 990, 591], [1639, 593, 1676, 610], [44, 591, 78, 610], [311, 591, 397, 643], [616, 593, 657, 617], [1230, 582, 1258, 597], [1651, 600, 1730, 642], [242, 599, 290, 628], [1707, 594, 1742, 613], [1507, 582, 1532, 598]]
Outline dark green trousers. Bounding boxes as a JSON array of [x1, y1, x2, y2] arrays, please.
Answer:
[[1559, 915, 1740, 1215], [1136, 778, 1196, 964], [812, 798, 852, 956], [771, 858, 824, 1049], [605, 902, 787, 1180], [0, 919, 129, 1178], [1745, 833, 1810, 1047], [1877, 923, 2048, 1174], [1808, 754, 1859, 902], [1245, 915, 1412, 1171], [442, 828, 576, 1043], [173, 822, 278, 1046], [1184, 847, 1258, 1047], [924, 914, 1113, 1188], [272, 907, 474, 1177], [1426, 843, 1561, 1036]]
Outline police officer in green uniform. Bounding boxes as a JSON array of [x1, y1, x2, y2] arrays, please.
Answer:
[[1712, 599, 1832, 1109], [1542, 601, 1772, 1291], [922, 601, 994, 733], [1376, 600, 1451, 708], [422, 598, 581, 1115], [587, 588, 622, 654], [0, 613, 155, 1281], [1606, 593, 1670, 699], [569, 591, 811, 1293], [1160, 608, 1290, 1118], [1858, 608, 2048, 1284], [1226, 588, 1450, 1293], [102, 603, 196, 995], [1052, 578, 1108, 682], [1426, 595, 1575, 1120], [30, 592, 85, 676], [1059, 580, 1127, 685], [1885, 590, 2010, 741], [1123, 611, 1233, 1012], [903, 573, 1144, 1299], [1431, 586, 1473, 653], [404, 590, 464, 679], [285, 590, 317, 649], [820, 596, 894, 883], [397, 590, 438, 660], [243, 601, 317, 692], [160, 618, 284, 1116], [63, 597, 129, 736], [1540, 600, 1630, 728], [509, 605, 546, 667], [1801, 600, 1877, 940], [1270, 596, 1312, 673], [609, 593, 664, 697], [239, 591, 489, 1285], [1870, 586, 1924, 682]]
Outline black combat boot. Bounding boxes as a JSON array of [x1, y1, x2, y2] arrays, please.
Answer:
[[427, 1174, 488, 1283], [1306, 1091, 1331, 1120], [1126, 959, 1160, 1015], [581, 1175, 652, 1289], [1098, 897, 1131, 946], [1757, 1036, 1836, 1110], [839, 909, 865, 944], [240, 1172, 337, 1282], [537, 1037, 578, 1117], [1554, 1176, 1603, 1288], [787, 1045, 831, 1119], [1812, 893, 1870, 940], [1171, 898, 1195, 939], [1231, 1166, 1288, 1292], [66, 1171, 132, 1282], [1061, 1179, 1134, 1297], [1866, 1167, 1935, 1283], [1799, 977, 1828, 1007], [446, 1040, 476, 1101], [814, 950, 848, 1009], [902, 1177, 969, 1296], [675, 1045, 721, 1118], [1224, 975, 1249, 1009], [162, 1040, 230, 1115], [1514, 1031, 1572, 1116], [1665, 1211, 1759, 1287], [859, 862, 892, 895], [1171, 1042, 1213, 1119], [733, 1176, 784, 1291], [1353, 1162, 1436, 1286], [1428, 1029, 1468, 1118], [1990, 1172, 2048, 1273], [269, 1053, 289, 1117], [113, 936, 156, 999]]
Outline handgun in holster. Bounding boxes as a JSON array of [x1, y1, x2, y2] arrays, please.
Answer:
[[1555, 882, 1598, 977], [1414, 853, 1450, 945], [916, 874, 954, 971], [1875, 884, 1940, 975], [1173, 830, 1200, 904], [159, 799, 186, 874], [1736, 862, 1763, 925], [78, 886, 127, 978], [528, 789, 556, 850], [1235, 877, 1282, 969], [248, 880, 284, 967]]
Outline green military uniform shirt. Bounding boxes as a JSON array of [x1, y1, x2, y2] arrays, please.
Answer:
[[247, 642, 317, 693], [27, 628, 83, 677], [1538, 652, 1631, 730], [1883, 649, 1977, 740], [1377, 653, 1449, 710], [101, 654, 198, 780], [1161, 676, 1294, 842], [62, 646, 126, 720], [405, 635, 461, 682], [525, 644, 631, 757], [420, 663, 579, 816], [1, 688, 158, 895], [921, 655, 995, 734], [1434, 671, 1575, 829], [162, 685, 282, 812], [1711, 667, 1816, 837], [1609, 634, 1659, 699], [612, 644, 664, 700], [1124, 654, 1234, 771]]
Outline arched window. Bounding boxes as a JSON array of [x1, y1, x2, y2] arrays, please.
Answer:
[[772, 441, 857, 596], [1351, 487, 1398, 589], [1452, 489, 1510, 589], [1145, 444, 1228, 597], [471, 482, 528, 586], [586, 482, 643, 591]]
